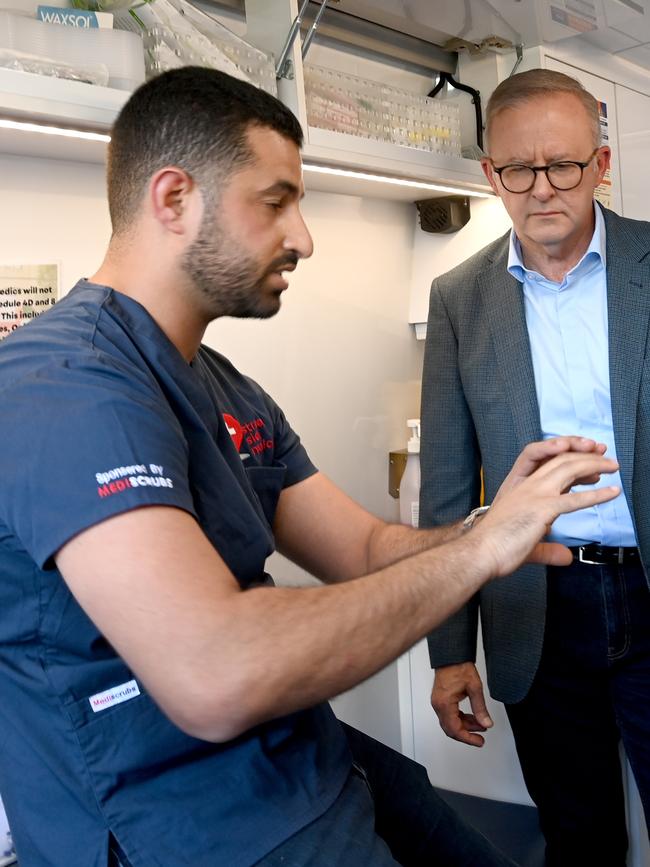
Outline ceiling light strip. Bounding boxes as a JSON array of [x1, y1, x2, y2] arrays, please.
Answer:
[[0, 117, 110, 142], [302, 163, 494, 198]]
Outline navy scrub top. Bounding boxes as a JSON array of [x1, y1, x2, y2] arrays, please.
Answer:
[[0, 281, 351, 867]]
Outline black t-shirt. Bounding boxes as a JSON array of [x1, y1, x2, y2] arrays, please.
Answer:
[[0, 281, 351, 867]]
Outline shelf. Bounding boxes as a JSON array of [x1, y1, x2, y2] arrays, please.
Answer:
[[0, 68, 128, 163], [0, 69, 494, 210], [0, 68, 493, 203], [0, 68, 128, 126], [302, 126, 493, 201]]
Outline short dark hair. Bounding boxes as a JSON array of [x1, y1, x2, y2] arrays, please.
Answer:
[[107, 66, 304, 234], [485, 68, 600, 150]]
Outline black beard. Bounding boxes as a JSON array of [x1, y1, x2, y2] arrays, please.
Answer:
[[182, 211, 298, 320]]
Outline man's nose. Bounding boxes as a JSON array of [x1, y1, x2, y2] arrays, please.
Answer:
[[286, 210, 314, 259], [530, 169, 555, 199]]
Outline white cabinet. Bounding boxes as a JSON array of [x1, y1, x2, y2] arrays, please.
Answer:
[[542, 54, 622, 215], [616, 84, 650, 221], [0, 0, 494, 202], [243, 0, 493, 201]]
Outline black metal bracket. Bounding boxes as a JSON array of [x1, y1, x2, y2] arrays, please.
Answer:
[[429, 71, 484, 152]]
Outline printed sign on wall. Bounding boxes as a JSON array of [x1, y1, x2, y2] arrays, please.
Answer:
[[0, 264, 58, 340], [594, 100, 612, 209]]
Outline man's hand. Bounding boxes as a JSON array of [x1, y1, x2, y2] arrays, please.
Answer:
[[473, 439, 619, 578], [495, 436, 608, 501], [429, 437, 617, 748], [431, 662, 492, 747]]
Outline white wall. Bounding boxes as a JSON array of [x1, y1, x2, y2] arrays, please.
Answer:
[[0, 155, 111, 284], [616, 84, 650, 222], [0, 154, 424, 751], [409, 195, 511, 327]]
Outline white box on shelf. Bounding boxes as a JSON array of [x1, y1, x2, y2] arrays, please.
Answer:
[[0, 9, 143, 89]]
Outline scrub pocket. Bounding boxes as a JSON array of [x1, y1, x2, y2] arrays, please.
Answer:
[[244, 464, 287, 527]]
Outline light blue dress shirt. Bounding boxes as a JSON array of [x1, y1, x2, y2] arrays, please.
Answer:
[[507, 203, 636, 546]]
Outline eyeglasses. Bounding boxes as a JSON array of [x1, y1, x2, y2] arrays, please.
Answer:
[[490, 148, 601, 193]]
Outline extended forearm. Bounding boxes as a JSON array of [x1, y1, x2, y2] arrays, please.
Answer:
[[188, 530, 489, 741], [365, 517, 466, 572], [188, 442, 621, 740], [70, 444, 616, 745]]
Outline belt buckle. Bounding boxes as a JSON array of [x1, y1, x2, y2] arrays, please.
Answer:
[[576, 546, 604, 566]]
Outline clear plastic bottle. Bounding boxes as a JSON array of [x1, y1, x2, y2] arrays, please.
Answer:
[[399, 419, 421, 528]]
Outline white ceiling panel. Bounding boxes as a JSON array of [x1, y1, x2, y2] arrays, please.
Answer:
[[331, 0, 608, 47], [612, 39, 650, 67], [582, 25, 642, 52], [601, 0, 650, 39], [320, 0, 650, 73]]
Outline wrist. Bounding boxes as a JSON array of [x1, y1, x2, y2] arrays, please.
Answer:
[[445, 526, 499, 592]]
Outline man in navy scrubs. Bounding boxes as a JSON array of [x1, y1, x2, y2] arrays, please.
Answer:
[[0, 67, 619, 867]]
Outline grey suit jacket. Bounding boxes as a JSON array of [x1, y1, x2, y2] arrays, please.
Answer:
[[420, 205, 650, 704]]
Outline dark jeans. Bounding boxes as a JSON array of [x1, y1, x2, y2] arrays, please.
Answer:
[[506, 559, 650, 867], [255, 723, 518, 867], [109, 723, 517, 867]]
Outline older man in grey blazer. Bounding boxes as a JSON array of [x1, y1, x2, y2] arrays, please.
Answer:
[[421, 68, 650, 867]]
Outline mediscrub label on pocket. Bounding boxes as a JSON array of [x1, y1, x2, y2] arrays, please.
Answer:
[[89, 679, 140, 713]]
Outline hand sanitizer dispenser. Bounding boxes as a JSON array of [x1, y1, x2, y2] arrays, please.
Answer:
[[399, 419, 420, 528]]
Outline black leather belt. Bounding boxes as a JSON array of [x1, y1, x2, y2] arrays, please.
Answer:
[[568, 544, 640, 566]]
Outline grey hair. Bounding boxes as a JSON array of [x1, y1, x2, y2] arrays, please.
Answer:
[[485, 68, 601, 150]]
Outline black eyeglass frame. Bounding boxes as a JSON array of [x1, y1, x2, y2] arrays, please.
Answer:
[[489, 148, 602, 193]]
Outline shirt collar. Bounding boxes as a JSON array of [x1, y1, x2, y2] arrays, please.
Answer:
[[507, 201, 606, 284]]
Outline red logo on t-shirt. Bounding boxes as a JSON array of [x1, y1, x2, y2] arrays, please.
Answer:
[[223, 413, 244, 451], [223, 413, 274, 457]]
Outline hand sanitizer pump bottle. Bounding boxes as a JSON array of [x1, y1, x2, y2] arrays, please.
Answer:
[[399, 419, 421, 528]]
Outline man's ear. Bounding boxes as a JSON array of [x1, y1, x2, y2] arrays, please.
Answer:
[[149, 166, 198, 235], [593, 146, 611, 188], [480, 158, 500, 196]]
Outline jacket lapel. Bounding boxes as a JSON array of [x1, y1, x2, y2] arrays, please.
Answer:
[[481, 243, 543, 450], [605, 209, 650, 495]]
